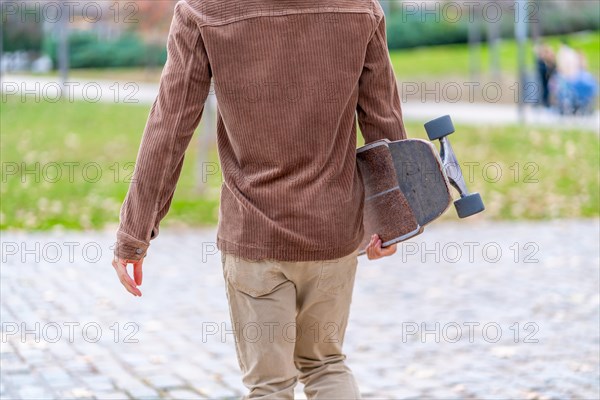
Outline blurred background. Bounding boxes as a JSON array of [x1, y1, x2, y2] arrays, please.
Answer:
[[1, 1, 599, 399]]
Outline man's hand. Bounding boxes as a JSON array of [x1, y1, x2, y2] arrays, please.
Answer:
[[365, 234, 397, 260], [112, 258, 143, 297]]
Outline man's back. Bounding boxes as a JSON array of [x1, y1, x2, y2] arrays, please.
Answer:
[[115, 0, 405, 262], [112, 1, 405, 397]]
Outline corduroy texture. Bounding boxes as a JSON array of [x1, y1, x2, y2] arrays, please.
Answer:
[[115, 0, 406, 262]]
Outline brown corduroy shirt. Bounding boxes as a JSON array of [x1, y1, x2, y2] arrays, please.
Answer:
[[115, 0, 406, 262]]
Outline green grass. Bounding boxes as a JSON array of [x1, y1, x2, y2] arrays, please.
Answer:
[[389, 31, 600, 79], [1, 98, 598, 230], [41, 67, 164, 83], [0, 98, 219, 230], [400, 121, 600, 220], [23, 32, 599, 85]]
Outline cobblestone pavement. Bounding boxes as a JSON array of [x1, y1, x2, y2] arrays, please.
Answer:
[[1, 220, 598, 399]]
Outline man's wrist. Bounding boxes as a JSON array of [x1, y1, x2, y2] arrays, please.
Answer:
[[115, 231, 149, 260]]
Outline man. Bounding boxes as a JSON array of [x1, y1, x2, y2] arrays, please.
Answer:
[[112, 0, 404, 398]]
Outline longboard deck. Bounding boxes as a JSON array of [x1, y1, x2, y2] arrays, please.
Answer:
[[388, 139, 452, 226], [357, 139, 452, 255]]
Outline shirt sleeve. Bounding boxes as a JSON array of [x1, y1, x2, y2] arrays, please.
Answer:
[[356, 11, 407, 144], [115, 2, 211, 260]]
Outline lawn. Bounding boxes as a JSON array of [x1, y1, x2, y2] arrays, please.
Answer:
[[400, 121, 600, 221], [1, 98, 598, 230], [0, 98, 219, 230], [389, 31, 600, 79], [23, 32, 599, 85]]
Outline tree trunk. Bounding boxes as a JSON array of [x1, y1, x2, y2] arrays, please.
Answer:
[[515, 0, 528, 122], [58, 1, 69, 89], [196, 91, 218, 193], [488, 16, 501, 80], [468, 13, 482, 80]]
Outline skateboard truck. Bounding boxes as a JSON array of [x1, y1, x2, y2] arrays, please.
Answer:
[[424, 115, 485, 218]]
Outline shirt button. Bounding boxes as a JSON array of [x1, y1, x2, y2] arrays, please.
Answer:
[[135, 248, 143, 255]]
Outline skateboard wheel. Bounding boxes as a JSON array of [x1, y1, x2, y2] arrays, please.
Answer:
[[424, 115, 455, 141], [454, 193, 485, 218]]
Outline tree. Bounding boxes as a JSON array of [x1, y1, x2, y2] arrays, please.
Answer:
[[133, 0, 178, 44]]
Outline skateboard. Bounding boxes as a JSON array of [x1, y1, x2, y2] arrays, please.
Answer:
[[357, 115, 485, 255]]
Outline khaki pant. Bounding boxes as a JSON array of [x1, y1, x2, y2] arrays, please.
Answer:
[[221, 249, 362, 399]]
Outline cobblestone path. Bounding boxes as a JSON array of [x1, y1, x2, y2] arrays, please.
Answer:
[[1, 220, 598, 399]]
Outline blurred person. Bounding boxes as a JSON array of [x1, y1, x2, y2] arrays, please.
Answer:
[[571, 50, 598, 114], [111, 0, 403, 398], [534, 43, 556, 108], [552, 40, 598, 114], [556, 40, 579, 79], [577, 49, 589, 71]]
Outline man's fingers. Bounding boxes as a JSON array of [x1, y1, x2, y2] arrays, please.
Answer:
[[366, 234, 377, 259], [365, 235, 397, 260], [112, 258, 142, 296], [120, 269, 141, 296], [366, 235, 379, 260], [381, 243, 397, 256], [133, 259, 143, 286], [118, 273, 142, 296]]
